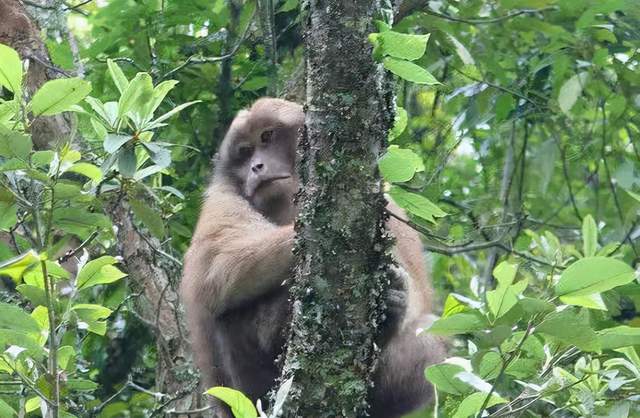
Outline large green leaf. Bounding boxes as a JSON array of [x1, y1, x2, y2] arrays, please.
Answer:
[[486, 279, 527, 321], [379, 146, 424, 183], [558, 72, 588, 115], [388, 186, 447, 224], [378, 31, 430, 61], [424, 362, 472, 395], [31, 78, 92, 116], [205, 387, 257, 418], [0, 125, 32, 160], [76, 256, 126, 290], [427, 312, 486, 336], [118, 72, 153, 118], [71, 304, 113, 335], [555, 257, 635, 300], [0, 302, 41, 335], [0, 250, 39, 282], [582, 214, 597, 257], [598, 326, 640, 350], [107, 59, 129, 94], [0, 397, 17, 418], [453, 392, 507, 418], [383, 57, 440, 85], [536, 308, 600, 352], [0, 43, 23, 93]]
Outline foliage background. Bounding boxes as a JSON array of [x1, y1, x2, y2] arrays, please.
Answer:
[[0, 0, 639, 417]]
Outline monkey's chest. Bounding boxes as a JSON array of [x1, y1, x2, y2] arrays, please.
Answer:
[[216, 288, 291, 397], [219, 288, 290, 356]]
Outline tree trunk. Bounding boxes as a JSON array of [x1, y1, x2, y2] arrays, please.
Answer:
[[278, 1, 395, 417], [0, 1, 199, 412]]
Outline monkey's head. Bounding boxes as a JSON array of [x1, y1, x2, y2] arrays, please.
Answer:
[[216, 98, 304, 224]]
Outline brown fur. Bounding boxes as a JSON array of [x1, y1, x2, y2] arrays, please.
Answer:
[[180, 98, 445, 418]]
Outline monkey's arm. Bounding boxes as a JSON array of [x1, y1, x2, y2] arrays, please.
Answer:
[[182, 221, 294, 315]]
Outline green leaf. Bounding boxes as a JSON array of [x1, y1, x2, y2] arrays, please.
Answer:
[[379, 146, 424, 183], [145, 100, 201, 129], [0, 329, 45, 359], [130, 200, 165, 239], [453, 392, 507, 418], [493, 261, 518, 286], [474, 351, 502, 380], [71, 304, 112, 335], [107, 59, 129, 94], [205, 387, 257, 418], [0, 43, 23, 94], [388, 186, 447, 224], [487, 279, 528, 321], [495, 94, 515, 122], [582, 214, 597, 257], [142, 142, 171, 168], [118, 147, 137, 177], [31, 78, 92, 116], [560, 293, 607, 310], [625, 189, 640, 204], [558, 72, 588, 115], [241, 76, 269, 92], [57, 345, 75, 371], [0, 397, 17, 417], [118, 72, 153, 118], [76, 256, 126, 290], [555, 257, 636, 299], [277, 0, 298, 13], [389, 106, 408, 141], [0, 302, 41, 336], [141, 79, 179, 118], [0, 125, 32, 160], [104, 134, 131, 154], [0, 250, 39, 282], [378, 31, 430, 61], [68, 162, 102, 183], [536, 308, 600, 352], [67, 378, 99, 392], [424, 363, 472, 395], [598, 326, 640, 350], [52, 207, 110, 239], [383, 57, 440, 85], [427, 312, 486, 336]]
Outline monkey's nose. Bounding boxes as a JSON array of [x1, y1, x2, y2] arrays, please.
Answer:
[[252, 163, 264, 173]]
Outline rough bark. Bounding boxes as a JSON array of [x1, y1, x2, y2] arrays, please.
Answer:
[[0, 1, 199, 412], [0, 0, 72, 150], [277, 1, 395, 417]]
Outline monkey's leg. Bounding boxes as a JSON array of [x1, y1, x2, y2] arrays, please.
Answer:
[[370, 317, 446, 418]]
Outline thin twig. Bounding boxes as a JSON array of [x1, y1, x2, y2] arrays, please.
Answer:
[[423, 6, 556, 25], [161, 10, 256, 80], [58, 230, 99, 263]]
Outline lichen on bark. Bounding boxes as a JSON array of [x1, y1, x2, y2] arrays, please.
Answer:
[[276, 1, 396, 416]]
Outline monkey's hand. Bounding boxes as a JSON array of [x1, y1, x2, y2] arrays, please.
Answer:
[[379, 264, 409, 343]]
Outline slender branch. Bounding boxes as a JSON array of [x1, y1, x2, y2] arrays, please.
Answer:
[[600, 102, 639, 258], [478, 322, 533, 417], [553, 128, 582, 222], [161, 10, 255, 80], [58, 230, 99, 263], [423, 6, 556, 25], [451, 66, 541, 108]]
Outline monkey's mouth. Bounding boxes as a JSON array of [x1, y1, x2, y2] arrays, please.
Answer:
[[246, 174, 292, 197]]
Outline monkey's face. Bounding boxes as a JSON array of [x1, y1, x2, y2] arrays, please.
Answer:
[[219, 98, 304, 222]]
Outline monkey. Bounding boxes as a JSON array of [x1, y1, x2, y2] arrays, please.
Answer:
[[180, 98, 446, 418]]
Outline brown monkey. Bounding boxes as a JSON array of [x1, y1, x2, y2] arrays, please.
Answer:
[[180, 98, 445, 418]]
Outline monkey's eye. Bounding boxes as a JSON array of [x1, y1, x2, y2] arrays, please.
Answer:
[[261, 129, 274, 144], [237, 144, 254, 160]]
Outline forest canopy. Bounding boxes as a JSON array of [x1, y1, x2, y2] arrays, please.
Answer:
[[0, 0, 639, 417]]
